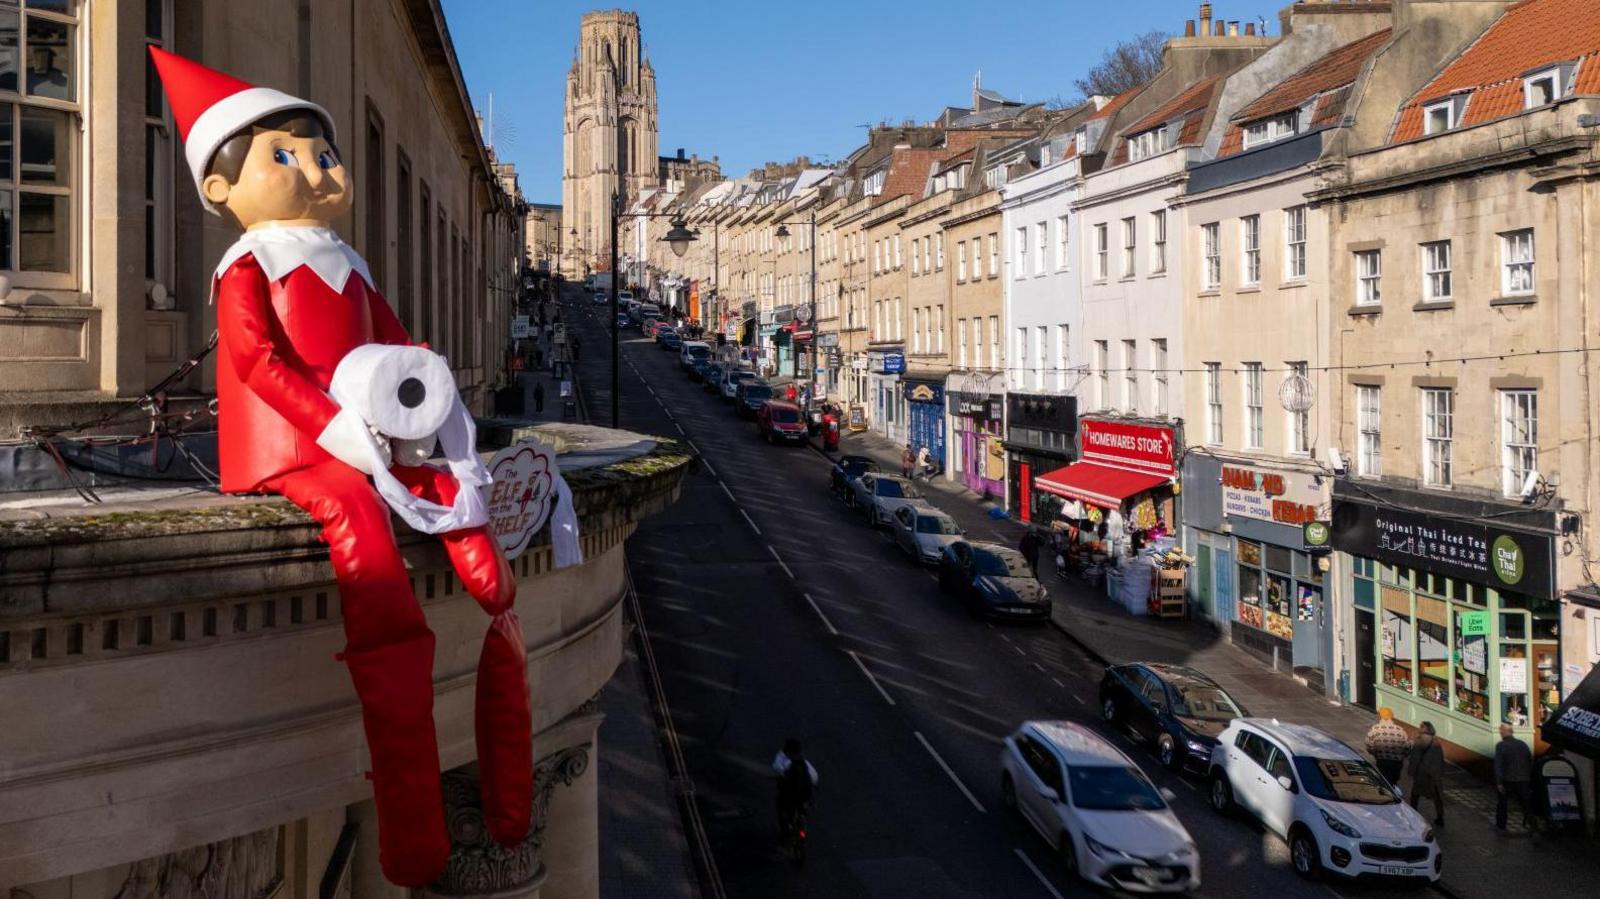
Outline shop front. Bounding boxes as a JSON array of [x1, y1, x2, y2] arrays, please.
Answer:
[[1181, 455, 1331, 684], [1004, 392, 1077, 524], [945, 372, 1005, 498], [903, 379, 946, 469], [1333, 482, 1559, 760], [867, 349, 905, 445], [1034, 418, 1178, 569]]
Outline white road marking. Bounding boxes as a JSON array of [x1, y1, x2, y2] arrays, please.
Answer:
[[718, 481, 737, 502], [674, 421, 686, 435], [1032, 662, 1046, 673], [1012, 645, 1026, 657], [1051, 677, 1065, 689], [767, 545, 796, 580], [848, 650, 897, 706], [698, 456, 717, 477], [914, 731, 986, 815], [1012, 848, 1064, 899], [802, 593, 839, 636], [738, 508, 762, 535]]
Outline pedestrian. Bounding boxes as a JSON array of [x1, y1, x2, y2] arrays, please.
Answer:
[[786, 382, 798, 403], [916, 445, 931, 482], [532, 380, 545, 414], [571, 335, 582, 362], [1406, 721, 1446, 826], [1493, 723, 1534, 831], [1018, 529, 1041, 575], [900, 445, 915, 479], [1365, 707, 1411, 789]]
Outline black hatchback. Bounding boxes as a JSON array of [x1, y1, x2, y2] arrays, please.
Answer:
[[936, 541, 1050, 621], [1097, 663, 1248, 773], [829, 454, 880, 499]]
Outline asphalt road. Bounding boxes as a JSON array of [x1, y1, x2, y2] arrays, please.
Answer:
[[561, 287, 1426, 899]]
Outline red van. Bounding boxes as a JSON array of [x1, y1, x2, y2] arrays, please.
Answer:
[[756, 400, 808, 445]]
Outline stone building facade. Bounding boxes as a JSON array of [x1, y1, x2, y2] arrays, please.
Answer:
[[561, 10, 658, 276], [0, 0, 523, 435]]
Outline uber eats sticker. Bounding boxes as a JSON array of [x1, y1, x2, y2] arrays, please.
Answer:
[[1492, 535, 1526, 586]]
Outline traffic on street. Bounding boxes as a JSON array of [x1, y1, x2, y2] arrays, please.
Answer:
[[560, 285, 1438, 899]]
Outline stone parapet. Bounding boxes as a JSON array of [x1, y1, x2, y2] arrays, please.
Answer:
[[0, 425, 692, 893]]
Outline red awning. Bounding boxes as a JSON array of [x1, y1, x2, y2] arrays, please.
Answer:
[[780, 321, 797, 332], [1034, 461, 1168, 508]]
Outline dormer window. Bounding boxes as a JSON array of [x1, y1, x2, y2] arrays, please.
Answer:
[[1423, 98, 1461, 135], [1074, 129, 1087, 154], [864, 170, 886, 196], [1524, 66, 1567, 109], [1242, 112, 1297, 149], [1127, 126, 1170, 161]]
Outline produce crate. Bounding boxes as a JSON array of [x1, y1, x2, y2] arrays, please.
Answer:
[[1150, 567, 1187, 619]]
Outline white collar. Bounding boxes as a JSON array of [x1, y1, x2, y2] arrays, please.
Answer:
[[214, 226, 374, 297]]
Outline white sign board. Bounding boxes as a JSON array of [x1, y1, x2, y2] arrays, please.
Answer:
[[1499, 658, 1529, 694], [485, 439, 561, 560], [511, 315, 532, 339]]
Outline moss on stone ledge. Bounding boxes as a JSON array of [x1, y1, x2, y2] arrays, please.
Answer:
[[0, 435, 695, 548]]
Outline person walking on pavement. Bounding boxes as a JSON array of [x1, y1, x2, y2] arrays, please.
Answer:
[[1366, 707, 1411, 789], [1494, 723, 1534, 831], [1018, 528, 1042, 576], [916, 445, 932, 482], [532, 380, 545, 414], [571, 334, 581, 362], [901, 445, 915, 479], [1406, 721, 1446, 825]]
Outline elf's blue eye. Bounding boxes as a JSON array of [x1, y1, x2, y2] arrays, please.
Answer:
[[272, 148, 296, 166], [317, 151, 336, 170]]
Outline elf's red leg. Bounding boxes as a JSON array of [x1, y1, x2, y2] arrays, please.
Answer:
[[392, 464, 532, 845], [268, 461, 449, 887]]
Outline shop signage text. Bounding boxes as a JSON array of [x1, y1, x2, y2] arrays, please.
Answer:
[[904, 382, 944, 404], [881, 352, 906, 374], [953, 395, 999, 418], [1331, 500, 1556, 600], [1079, 419, 1175, 477], [1221, 465, 1321, 527]]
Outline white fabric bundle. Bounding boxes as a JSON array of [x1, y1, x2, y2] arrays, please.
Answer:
[[550, 471, 582, 568], [330, 344, 492, 534]]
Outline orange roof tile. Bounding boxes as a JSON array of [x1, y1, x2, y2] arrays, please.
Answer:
[[1391, 0, 1600, 143], [1122, 76, 1221, 137], [1217, 32, 1389, 158], [1087, 86, 1144, 121]]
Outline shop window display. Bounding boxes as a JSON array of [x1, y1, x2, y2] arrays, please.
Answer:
[[1382, 587, 1414, 692], [1416, 596, 1450, 708], [1237, 540, 1264, 630]]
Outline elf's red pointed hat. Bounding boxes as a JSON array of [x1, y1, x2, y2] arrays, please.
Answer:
[[148, 47, 335, 212]]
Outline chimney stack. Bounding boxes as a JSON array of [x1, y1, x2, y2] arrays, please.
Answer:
[[1199, 2, 1213, 36], [1228, 21, 1239, 36], [1184, 20, 1196, 36], [1245, 22, 1256, 35], [1214, 19, 1226, 36]]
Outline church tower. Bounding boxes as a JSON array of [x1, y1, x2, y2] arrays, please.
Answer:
[[562, 10, 659, 276]]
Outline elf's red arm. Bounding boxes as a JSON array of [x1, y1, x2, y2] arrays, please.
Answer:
[[217, 255, 340, 437]]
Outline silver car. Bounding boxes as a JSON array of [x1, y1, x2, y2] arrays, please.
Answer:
[[720, 367, 758, 400], [849, 473, 925, 528], [889, 504, 965, 563]]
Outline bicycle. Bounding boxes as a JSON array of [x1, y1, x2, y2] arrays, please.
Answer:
[[779, 801, 811, 866]]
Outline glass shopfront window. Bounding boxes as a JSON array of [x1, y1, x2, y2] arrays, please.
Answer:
[[1234, 538, 1321, 641]]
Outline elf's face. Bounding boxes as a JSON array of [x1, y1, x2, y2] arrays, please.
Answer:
[[204, 128, 352, 229]]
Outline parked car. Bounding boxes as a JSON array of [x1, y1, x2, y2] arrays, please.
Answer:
[[615, 312, 630, 329], [1098, 664, 1248, 772], [618, 289, 635, 306], [679, 341, 711, 370], [1001, 720, 1199, 893], [756, 401, 808, 445], [702, 363, 725, 392], [888, 505, 965, 564], [720, 367, 758, 400], [829, 454, 880, 499], [1207, 719, 1439, 883], [661, 330, 682, 351], [734, 381, 774, 419], [654, 325, 676, 345], [639, 302, 662, 321], [848, 473, 924, 527], [936, 541, 1050, 620], [592, 289, 608, 305], [642, 318, 659, 337], [688, 358, 713, 383]]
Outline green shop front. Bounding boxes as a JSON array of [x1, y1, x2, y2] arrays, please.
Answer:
[[1333, 482, 1559, 759]]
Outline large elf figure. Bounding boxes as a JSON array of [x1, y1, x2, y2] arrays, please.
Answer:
[[149, 49, 533, 887]]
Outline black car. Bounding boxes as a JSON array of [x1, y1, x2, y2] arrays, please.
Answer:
[[936, 541, 1050, 620], [688, 358, 713, 383], [829, 454, 881, 499], [1098, 663, 1248, 772], [734, 381, 773, 418], [703, 363, 725, 393]]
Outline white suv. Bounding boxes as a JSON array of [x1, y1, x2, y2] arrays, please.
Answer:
[[1001, 720, 1200, 893], [1206, 718, 1440, 883]]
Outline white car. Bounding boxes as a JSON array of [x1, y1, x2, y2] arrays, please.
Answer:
[[888, 504, 964, 563], [1001, 721, 1200, 893], [848, 473, 924, 527], [1207, 718, 1440, 883], [720, 367, 758, 400]]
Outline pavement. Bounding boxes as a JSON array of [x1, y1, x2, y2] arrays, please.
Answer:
[[820, 423, 1600, 899], [500, 313, 704, 899], [555, 282, 1434, 899]]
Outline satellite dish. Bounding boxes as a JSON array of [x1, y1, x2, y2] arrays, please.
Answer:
[[1279, 373, 1315, 413]]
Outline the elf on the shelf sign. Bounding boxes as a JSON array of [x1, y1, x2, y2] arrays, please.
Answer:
[[486, 439, 559, 559]]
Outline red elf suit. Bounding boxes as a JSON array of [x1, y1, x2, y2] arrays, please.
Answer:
[[149, 48, 532, 888]]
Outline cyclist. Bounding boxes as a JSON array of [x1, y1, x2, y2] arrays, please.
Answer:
[[772, 738, 818, 843]]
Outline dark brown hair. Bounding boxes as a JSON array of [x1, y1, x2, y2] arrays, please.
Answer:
[[206, 109, 340, 184]]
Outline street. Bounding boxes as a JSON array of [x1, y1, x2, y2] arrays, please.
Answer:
[[563, 287, 1433, 899]]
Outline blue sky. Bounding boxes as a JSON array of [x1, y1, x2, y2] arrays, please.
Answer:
[[442, 1, 1291, 203]]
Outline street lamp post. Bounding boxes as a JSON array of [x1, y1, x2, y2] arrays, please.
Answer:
[[774, 209, 817, 389]]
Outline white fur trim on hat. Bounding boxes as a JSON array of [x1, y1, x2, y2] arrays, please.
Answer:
[[185, 86, 335, 213]]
